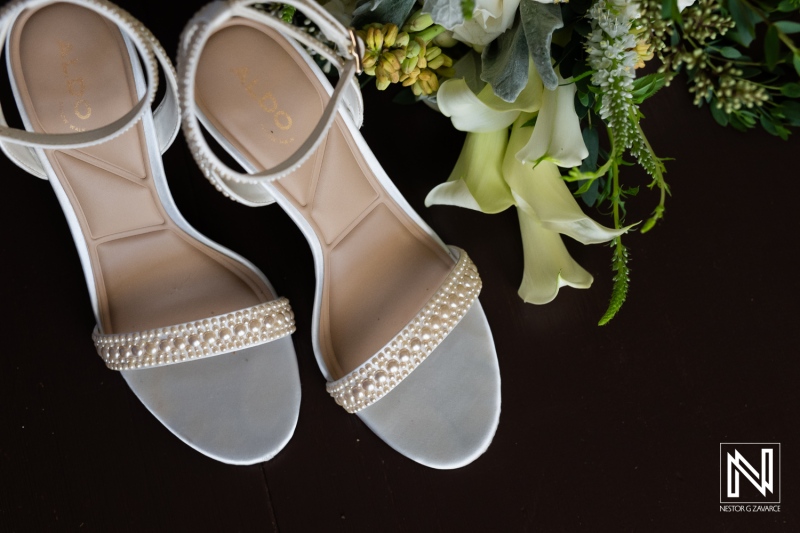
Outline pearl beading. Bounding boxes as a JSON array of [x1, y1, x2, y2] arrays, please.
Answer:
[[326, 250, 481, 414], [92, 298, 295, 370]]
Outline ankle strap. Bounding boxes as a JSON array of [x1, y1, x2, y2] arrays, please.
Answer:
[[0, 0, 180, 179], [178, 0, 365, 197]]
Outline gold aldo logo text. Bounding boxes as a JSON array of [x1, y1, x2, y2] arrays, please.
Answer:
[[232, 66, 294, 145], [58, 40, 91, 130]]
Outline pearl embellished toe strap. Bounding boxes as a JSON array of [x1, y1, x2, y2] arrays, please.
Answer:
[[326, 249, 482, 414], [93, 298, 295, 370]]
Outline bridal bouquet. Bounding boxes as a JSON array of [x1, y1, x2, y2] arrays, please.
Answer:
[[308, 0, 800, 323]]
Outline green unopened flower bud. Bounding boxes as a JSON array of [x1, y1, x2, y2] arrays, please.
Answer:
[[402, 56, 419, 74], [383, 24, 398, 47], [405, 41, 421, 58], [416, 68, 439, 93], [375, 65, 390, 87], [427, 54, 445, 70], [428, 73, 439, 92], [414, 38, 427, 68], [395, 32, 410, 48], [411, 81, 423, 96], [382, 51, 400, 69], [408, 12, 433, 32], [432, 31, 458, 48], [364, 65, 376, 76], [417, 68, 433, 82], [419, 79, 433, 94], [425, 46, 442, 61], [435, 66, 455, 78], [440, 54, 453, 68], [391, 49, 405, 63], [362, 51, 378, 69], [366, 27, 377, 50], [373, 27, 384, 50]]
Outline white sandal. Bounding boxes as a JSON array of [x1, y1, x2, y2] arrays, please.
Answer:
[[0, 0, 301, 464], [179, 0, 501, 469]]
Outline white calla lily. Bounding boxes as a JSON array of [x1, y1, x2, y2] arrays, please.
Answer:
[[515, 202, 593, 304], [504, 117, 625, 244], [430, 66, 626, 304], [437, 65, 543, 132], [503, 116, 626, 303], [437, 79, 520, 132], [515, 77, 589, 168], [425, 130, 514, 214]]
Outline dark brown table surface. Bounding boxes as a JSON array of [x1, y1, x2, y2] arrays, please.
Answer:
[[1, 1, 798, 531]]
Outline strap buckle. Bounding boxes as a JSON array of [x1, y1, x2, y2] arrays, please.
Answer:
[[347, 28, 363, 75]]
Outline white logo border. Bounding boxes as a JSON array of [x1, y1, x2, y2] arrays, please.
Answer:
[[719, 442, 781, 504]]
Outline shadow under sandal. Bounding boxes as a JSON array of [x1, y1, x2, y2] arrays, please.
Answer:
[[179, 0, 502, 469], [0, 0, 301, 464]]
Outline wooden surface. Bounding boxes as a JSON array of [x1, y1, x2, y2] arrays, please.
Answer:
[[1, 1, 798, 531]]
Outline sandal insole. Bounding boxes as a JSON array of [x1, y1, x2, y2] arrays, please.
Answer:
[[10, 4, 274, 334], [195, 21, 454, 379]]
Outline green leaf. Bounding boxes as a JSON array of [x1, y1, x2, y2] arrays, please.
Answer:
[[352, 0, 417, 27], [709, 100, 729, 126], [461, 0, 475, 20], [719, 46, 742, 59], [781, 82, 800, 97], [580, 127, 599, 173], [765, 26, 781, 71], [739, 66, 762, 78], [598, 239, 630, 326], [519, 0, 564, 91], [727, 0, 757, 47], [775, 21, 800, 34], [729, 113, 749, 131], [422, 0, 465, 29], [581, 178, 601, 207], [760, 113, 779, 135], [631, 72, 666, 104], [778, 0, 798, 11], [794, 52, 800, 76], [480, 19, 530, 102], [671, 27, 681, 47], [662, 0, 682, 24], [778, 100, 800, 125], [279, 5, 296, 23]]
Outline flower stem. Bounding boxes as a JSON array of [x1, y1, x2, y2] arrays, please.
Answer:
[[598, 142, 631, 326], [413, 24, 446, 43]]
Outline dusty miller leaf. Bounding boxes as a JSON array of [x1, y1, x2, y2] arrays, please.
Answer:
[[422, 0, 465, 29], [352, 0, 416, 28], [481, 18, 529, 102], [520, 0, 563, 91]]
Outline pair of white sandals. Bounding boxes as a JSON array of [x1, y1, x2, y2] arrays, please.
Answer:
[[1, 0, 501, 469]]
